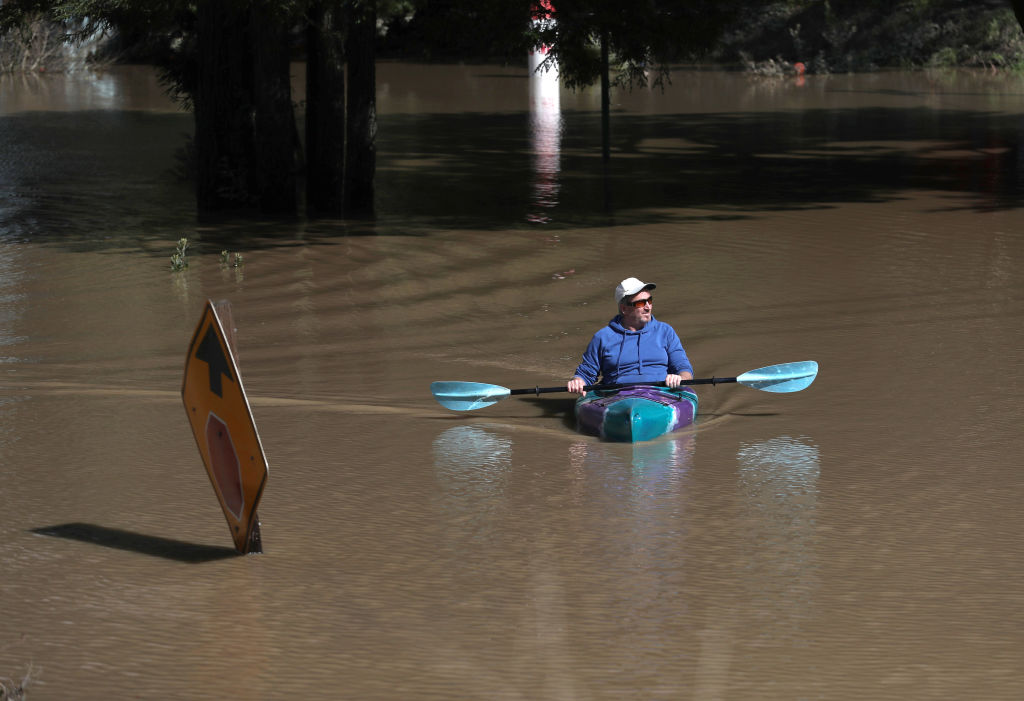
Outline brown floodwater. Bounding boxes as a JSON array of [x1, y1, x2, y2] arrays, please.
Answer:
[[1, 63, 1023, 699]]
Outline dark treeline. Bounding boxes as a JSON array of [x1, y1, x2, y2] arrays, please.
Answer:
[[188, 0, 380, 219], [714, 0, 1024, 74], [2, 0, 1022, 222], [2, 0, 388, 219], [0, 0, 725, 219]]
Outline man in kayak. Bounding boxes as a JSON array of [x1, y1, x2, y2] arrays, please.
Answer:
[[567, 277, 694, 394]]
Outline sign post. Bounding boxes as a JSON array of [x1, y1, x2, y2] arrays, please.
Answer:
[[182, 300, 268, 554]]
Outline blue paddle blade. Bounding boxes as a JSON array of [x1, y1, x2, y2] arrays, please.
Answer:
[[736, 361, 818, 393], [431, 381, 512, 411]]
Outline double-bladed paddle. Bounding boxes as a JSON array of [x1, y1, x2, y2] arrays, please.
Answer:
[[431, 360, 818, 412]]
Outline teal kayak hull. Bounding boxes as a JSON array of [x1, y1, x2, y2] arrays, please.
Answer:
[[575, 386, 698, 442]]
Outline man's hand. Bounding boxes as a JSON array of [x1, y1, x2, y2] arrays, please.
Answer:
[[567, 377, 586, 395], [665, 372, 693, 388]]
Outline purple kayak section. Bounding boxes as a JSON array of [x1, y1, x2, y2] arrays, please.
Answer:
[[575, 385, 698, 442]]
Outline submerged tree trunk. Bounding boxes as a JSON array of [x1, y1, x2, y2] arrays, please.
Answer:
[[251, 1, 298, 215], [306, 1, 347, 217], [344, 0, 377, 216], [189, 0, 376, 218], [194, 0, 297, 215], [194, 0, 254, 212], [600, 27, 610, 163]]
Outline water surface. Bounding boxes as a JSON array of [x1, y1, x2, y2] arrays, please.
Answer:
[[1, 63, 1022, 699]]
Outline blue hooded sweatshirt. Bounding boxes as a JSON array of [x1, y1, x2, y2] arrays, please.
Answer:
[[572, 315, 693, 385]]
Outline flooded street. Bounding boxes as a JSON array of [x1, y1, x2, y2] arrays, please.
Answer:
[[1, 63, 1023, 699]]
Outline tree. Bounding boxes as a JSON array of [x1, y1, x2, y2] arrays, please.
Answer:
[[531, 0, 736, 161], [305, 1, 347, 216], [4, 0, 740, 215], [2, 0, 381, 219], [1012, 0, 1024, 34], [193, 0, 298, 214], [305, 0, 380, 218], [344, 0, 376, 216], [378, 0, 533, 62]]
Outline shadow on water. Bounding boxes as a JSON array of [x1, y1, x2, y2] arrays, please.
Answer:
[[516, 396, 577, 429], [3, 101, 1023, 252], [380, 105, 1024, 230], [31, 523, 239, 563], [701, 411, 782, 418]]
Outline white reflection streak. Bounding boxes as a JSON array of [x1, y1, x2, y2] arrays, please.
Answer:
[[631, 432, 694, 491], [528, 47, 561, 223], [736, 436, 820, 635], [432, 425, 512, 504]]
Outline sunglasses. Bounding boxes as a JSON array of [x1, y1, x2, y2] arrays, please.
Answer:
[[626, 296, 653, 308]]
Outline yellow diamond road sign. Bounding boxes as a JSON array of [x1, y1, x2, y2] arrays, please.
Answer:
[[182, 300, 268, 553]]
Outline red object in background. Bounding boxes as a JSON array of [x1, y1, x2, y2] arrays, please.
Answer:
[[532, 0, 555, 20]]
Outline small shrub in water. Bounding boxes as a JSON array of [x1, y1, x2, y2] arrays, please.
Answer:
[[0, 663, 35, 700], [220, 250, 244, 268], [170, 237, 190, 271]]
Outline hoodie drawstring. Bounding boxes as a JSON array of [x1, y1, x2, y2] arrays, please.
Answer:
[[613, 328, 646, 380]]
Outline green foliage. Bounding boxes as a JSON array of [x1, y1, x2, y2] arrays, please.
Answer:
[[531, 0, 737, 92], [380, 0, 535, 62], [0, 1, 51, 33], [0, 11, 63, 73], [0, 0, 194, 74], [713, 1, 1024, 73], [928, 45, 958, 66]]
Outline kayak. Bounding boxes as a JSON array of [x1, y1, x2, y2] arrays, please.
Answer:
[[575, 385, 698, 442]]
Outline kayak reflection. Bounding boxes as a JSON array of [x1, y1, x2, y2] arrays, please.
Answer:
[[567, 430, 696, 500], [432, 424, 695, 505]]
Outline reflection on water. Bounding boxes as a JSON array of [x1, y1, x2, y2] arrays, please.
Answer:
[[738, 436, 820, 479], [0, 66, 181, 114], [630, 431, 695, 491], [431, 425, 514, 574], [0, 396, 20, 523], [567, 431, 696, 501], [432, 425, 513, 511], [736, 436, 821, 639], [528, 50, 561, 223], [3, 63, 1024, 698], [434, 424, 695, 538], [0, 241, 26, 359]]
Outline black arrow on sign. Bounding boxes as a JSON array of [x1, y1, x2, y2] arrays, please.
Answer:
[[195, 324, 234, 397]]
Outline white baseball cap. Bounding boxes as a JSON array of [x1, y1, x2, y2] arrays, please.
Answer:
[[615, 277, 656, 304]]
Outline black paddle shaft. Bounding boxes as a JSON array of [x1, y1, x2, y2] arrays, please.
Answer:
[[509, 377, 737, 397]]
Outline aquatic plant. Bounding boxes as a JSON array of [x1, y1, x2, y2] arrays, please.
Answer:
[[0, 663, 35, 700], [220, 250, 244, 268], [170, 237, 190, 271]]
